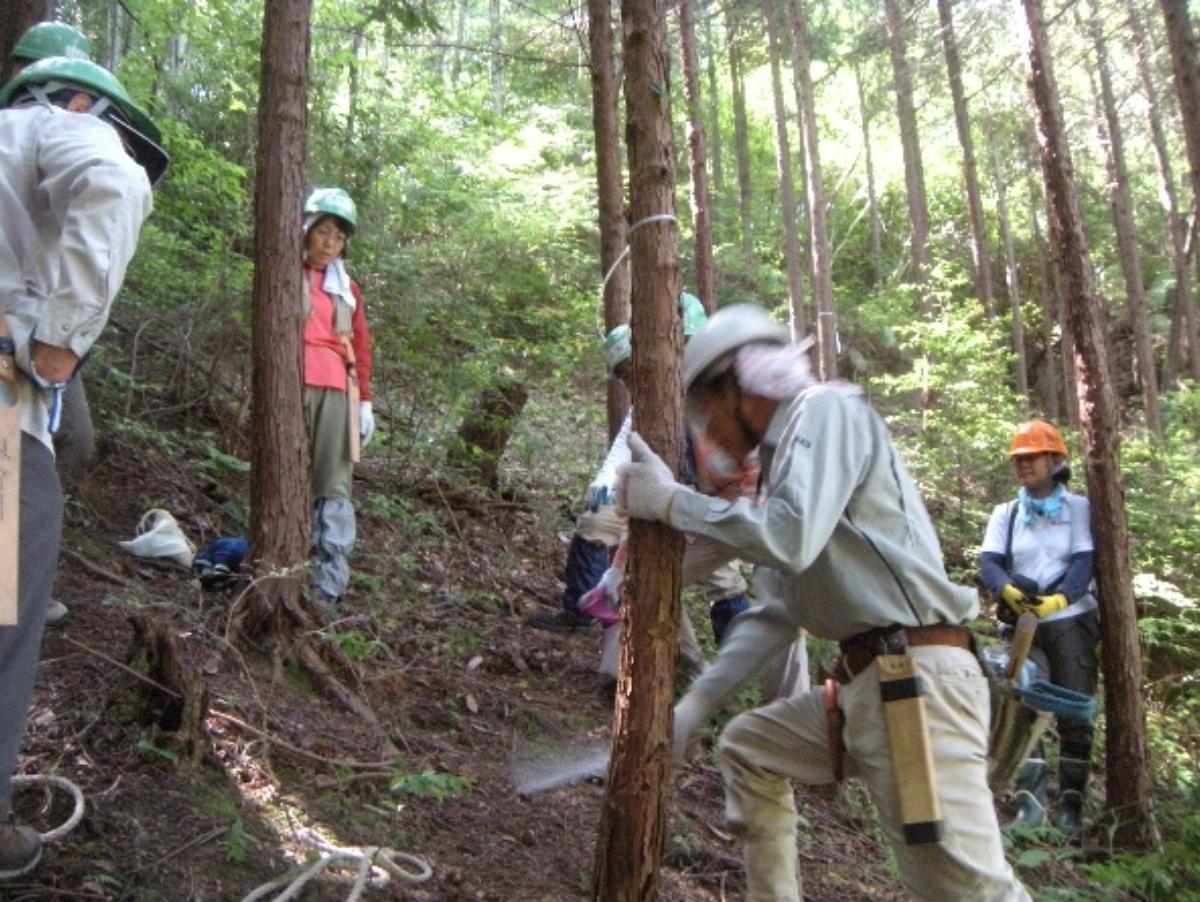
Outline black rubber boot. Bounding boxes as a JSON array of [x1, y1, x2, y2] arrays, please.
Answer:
[[1010, 759, 1049, 829], [1056, 757, 1090, 837]]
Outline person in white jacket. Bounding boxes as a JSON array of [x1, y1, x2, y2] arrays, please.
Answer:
[[0, 56, 165, 880], [617, 305, 1027, 901]]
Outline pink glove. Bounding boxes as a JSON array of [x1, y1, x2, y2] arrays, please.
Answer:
[[579, 585, 621, 628]]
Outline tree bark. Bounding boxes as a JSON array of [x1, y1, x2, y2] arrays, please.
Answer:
[[882, 0, 931, 289], [0, 0, 45, 83], [490, 0, 503, 115], [588, 0, 632, 439], [702, 2, 725, 208], [248, 0, 313, 637], [726, 17, 754, 261], [788, 0, 835, 377], [1161, 0, 1200, 251], [854, 60, 885, 288], [591, 0, 686, 892], [936, 0, 994, 312], [454, 377, 529, 487], [1131, 0, 1200, 383], [989, 135, 1029, 400], [761, 0, 807, 338], [1086, 0, 1161, 435], [679, 0, 717, 312], [1026, 176, 1060, 422], [1019, 0, 1155, 850]]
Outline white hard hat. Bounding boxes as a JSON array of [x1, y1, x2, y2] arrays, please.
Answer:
[[682, 304, 791, 391]]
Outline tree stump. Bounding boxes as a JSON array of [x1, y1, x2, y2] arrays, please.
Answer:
[[127, 614, 209, 764], [454, 376, 528, 488]]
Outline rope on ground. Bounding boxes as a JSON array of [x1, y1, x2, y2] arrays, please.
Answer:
[[10, 774, 86, 842], [241, 826, 432, 901]]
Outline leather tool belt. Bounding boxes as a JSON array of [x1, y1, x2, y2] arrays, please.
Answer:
[[836, 624, 972, 683]]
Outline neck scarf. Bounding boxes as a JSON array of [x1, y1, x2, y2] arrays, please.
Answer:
[[1018, 483, 1065, 524]]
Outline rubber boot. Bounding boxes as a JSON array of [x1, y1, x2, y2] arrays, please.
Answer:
[[1056, 757, 1090, 837], [741, 831, 802, 902], [1010, 758, 1048, 829], [527, 535, 607, 631], [0, 823, 42, 881]]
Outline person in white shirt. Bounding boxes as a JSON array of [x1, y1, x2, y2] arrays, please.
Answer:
[[0, 55, 165, 880], [980, 420, 1099, 835]]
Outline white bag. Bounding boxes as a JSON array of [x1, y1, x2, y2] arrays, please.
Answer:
[[118, 509, 195, 569]]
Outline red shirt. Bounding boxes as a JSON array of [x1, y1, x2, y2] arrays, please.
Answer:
[[302, 267, 373, 401]]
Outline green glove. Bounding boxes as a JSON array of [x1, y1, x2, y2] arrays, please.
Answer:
[[1028, 593, 1068, 618], [1000, 583, 1031, 616]]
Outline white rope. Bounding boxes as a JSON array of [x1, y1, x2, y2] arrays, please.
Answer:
[[10, 775, 86, 843], [594, 213, 680, 339], [241, 826, 432, 901]]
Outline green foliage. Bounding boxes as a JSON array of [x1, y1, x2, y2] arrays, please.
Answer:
[[388, 768, 473, 801], [136, 738, 179, 765], [224, 818, 250, 864], [329, 629, 391, 661]]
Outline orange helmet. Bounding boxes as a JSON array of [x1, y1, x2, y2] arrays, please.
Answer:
[[1009, 420, 1068, 457]]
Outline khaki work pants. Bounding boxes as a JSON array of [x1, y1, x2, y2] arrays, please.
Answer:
[[718, 644, 1029, 901]]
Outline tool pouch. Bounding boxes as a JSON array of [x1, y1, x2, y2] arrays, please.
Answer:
[[987, 682, 1051, 794], [878, 653, 944, 845]]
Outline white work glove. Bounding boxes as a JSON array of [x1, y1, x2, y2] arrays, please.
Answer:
[[359, 400, 376, 446], [585, 482, 611, 512], [673, 690, 714, 766], [615, 433, 682, 524]]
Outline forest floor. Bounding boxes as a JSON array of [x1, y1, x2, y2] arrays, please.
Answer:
[[4, 399, 1105, 901]]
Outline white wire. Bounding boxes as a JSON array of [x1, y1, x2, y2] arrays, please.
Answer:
[[594, 213, 680, 339]]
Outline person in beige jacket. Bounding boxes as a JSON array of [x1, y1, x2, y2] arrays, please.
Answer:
[[616, 304, 1027, 901]]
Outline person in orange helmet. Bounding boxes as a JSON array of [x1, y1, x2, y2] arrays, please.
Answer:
[[980, 420, 1099, 836]]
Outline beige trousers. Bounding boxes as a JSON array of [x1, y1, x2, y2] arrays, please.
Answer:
[[718, 644, 1029, 902]]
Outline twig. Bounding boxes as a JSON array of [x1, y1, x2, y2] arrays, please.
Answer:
[[62, 548, 140, 590], [59, 635, 179, 697], [154, 826, 229, 867]]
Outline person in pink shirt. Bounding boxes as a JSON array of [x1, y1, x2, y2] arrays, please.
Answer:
[[302, 188, 374, 604]]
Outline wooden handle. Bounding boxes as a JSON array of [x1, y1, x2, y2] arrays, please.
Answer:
[[877, 654, 943, 844], [0, 403, 21, 626], [1008, 612, 1038, 681]]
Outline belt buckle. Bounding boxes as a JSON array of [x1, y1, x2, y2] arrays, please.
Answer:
[[879, 626, 908, 656]]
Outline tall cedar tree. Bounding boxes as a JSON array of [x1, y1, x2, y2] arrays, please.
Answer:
[[1019, 0, 1155, 849], [1161, 0, 1200, 250], [679, 0, 717, 312], [989, 134, 1030, 399], [853, 61, 885, 288], [761, 0, 808, 337], [587, 0, 631, 438], [936, 0, 994, 312], [788, 0, 836, 378], [0, 0, 43, 83], [726, 16, 754, 259], [591, 0, 686, 893]]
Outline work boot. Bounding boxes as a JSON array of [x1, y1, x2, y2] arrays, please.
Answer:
[[741, 831, 802, 902], [0, 823, 42, 881], [1010, 759, 1048, 829], [526, 609, 594, 632], [1056, 757, 1090, 837]]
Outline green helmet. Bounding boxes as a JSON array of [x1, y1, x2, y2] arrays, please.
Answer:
[[605, 324, 632, 375], [304, 188, 357, 234], [680, 291, 708, 337], [0, 57, 169, 186], [11, 21, 91, 63]]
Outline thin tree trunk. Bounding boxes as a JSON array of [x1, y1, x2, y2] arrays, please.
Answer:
[[0, 0, 44, 83], [788, 0, 835, 377], [854, 60, 884, 288], [451, 0, 469, 86], [990, 135, 1029, 399], [727, 19, 754, 260], [1086, 0, 1162, 435], [347, 28, 363, 143], [1130, 0, 1200, 382], [588, 0, 632, 439], [248, 0, 313, 637], [703, 2, 725, 206], [592, 0, 685, 890], [1161, 0, 1200, 247], [882, 0, 931, 289], [936, 0, 994, 312], [490, 0, 503, 115], [1019, 0, 1155, 850], [1027, 176, 1060, 422], [761, 0, 807, 338], [679, 0, 717, 312]]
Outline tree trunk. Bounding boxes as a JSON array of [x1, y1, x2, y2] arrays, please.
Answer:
[[0, 0, 43, 83], [490, 0, 503, 115], [1086, 0, 1162, 435], [936, 0, 994, 312], [854, 60, 885, 288], [1161, 0, 1200, 249], [726, 19, 754, 261], [703, 2, 725, 208], [882, 0, 931, 289], [1027, 177, 1060, 422], [788, 0, 835, 377], [990, 135, 1029, 400], [592, 0, 686, 891], [588, 0, 632, 440], [247, 0, 313, 639], [761, 0, 807, 338], [1130, 0, 1200, 383], [1019, 0, 1155, 850], [454, 378, 529, 488], [679, 0, 717, 312]]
